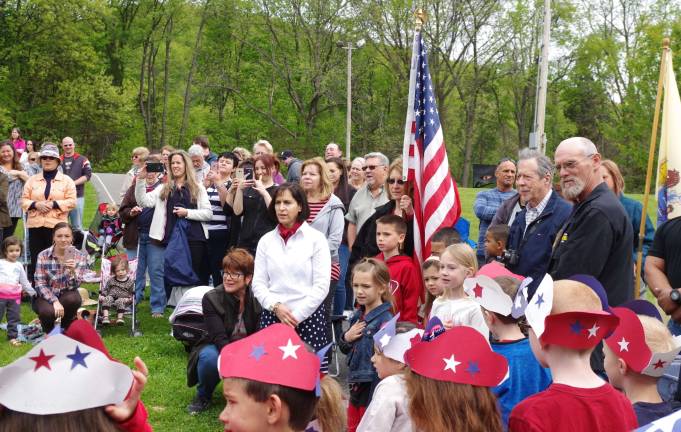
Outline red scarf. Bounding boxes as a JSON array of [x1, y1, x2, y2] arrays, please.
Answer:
[[277, 222, 302, 244]]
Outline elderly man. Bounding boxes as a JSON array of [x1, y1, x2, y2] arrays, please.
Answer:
[[279, 150, 302, 183], [345, 152, 389, 249], [505, 149, 572, 296], [60, 137, 91, 230], [188, 144, 210, 183], [325, 142, 343, 160], [193, 135, 217, 165], [474, 158, 517, 264], [549, 137, 634, 306], [647, 217, 681, 335]]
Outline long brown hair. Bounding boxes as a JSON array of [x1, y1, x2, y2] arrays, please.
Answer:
[[160, 151, 201, 203], [405, 369, 502, 432], [0, 407, 120, 432], [352, 258, 394, 306], [0, 141, 22, 170]]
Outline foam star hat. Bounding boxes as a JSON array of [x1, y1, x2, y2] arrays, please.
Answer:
[[373, 313, 424, 364], [525, 274, 619, 349], [510, 276, 534, 319], [463, 275, 513, 316], [218, 323, 320, 391], [0, 328, 133, 414], [404, 325, 508, 387], [605, 307, 681, 377]]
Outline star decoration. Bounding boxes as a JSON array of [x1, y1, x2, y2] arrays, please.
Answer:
[[473, 284, 484, 298], [249, 344, 266, 361], [379, 333, 392, 349], [30, 349, 55, 371], [443, 354, 461, 373], [617, 337, 630, 352], [653, 359, 666, 369], [409, 334, 421, 348], [535, 293, 545, 307], [278, 338, 301, 360], [570, 320, 584, 335], [66, 346, 90, 370], [466, 361, 480, 376], [587, 323, 600, 339]]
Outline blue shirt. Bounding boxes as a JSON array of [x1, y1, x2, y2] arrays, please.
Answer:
[[474, 188, 517, 258], [492, 338, 552, 429]]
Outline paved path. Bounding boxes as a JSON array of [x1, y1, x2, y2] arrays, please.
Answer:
[[92, 173, 126, 204]]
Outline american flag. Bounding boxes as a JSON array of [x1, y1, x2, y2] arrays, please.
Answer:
[[402, 31, 461, 261]]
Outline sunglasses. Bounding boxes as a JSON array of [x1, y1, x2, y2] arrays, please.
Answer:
[[362, 165, 382, 171], [387, 178, 405, 185], [40, 156, 58, 161]]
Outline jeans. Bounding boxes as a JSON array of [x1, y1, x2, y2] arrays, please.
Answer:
[[136, 232, 166, 314], [669, 319, 681, 337], [335, 244, 350, 315], [207, 230, 229, 287], [196, 344, 220, 399], [126, 248, 137, 261], [0, 299, 20, 339], [68, 196, 85, 231]]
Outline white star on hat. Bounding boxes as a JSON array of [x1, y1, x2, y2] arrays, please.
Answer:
[[379, 334, 392, 348], [443, 354, 461, 373], [278, 338, 300, 360], [618, 337, 630, 352], [587, 323, 600, 338]]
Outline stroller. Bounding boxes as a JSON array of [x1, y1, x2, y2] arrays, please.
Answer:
[[169, 286, 212, 352], [82, 203, 124, 265], [93, 255, 142, 337]]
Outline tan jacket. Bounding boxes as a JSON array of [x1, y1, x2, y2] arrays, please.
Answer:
[[21, 172, 77, 228]]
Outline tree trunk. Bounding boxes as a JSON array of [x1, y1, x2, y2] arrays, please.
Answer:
[[161, 16, 173, 147]]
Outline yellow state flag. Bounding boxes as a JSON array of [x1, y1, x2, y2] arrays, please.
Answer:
[[656, 47, 681, 224]]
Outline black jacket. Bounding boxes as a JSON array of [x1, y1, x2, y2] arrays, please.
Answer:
[[549, 183, 634, 307], [186, 286, 262, 387]]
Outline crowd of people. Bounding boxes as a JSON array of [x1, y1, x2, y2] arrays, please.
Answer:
[[1, 130, 681, 432]]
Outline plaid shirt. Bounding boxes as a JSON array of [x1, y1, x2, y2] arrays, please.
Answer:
[[525, 190, 553, 230], [34, 246, 88, 303]]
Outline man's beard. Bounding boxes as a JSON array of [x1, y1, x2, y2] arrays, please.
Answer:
[[561, 176, 585, 201]]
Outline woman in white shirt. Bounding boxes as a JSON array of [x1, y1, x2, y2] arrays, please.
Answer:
[[252, 182, 332, 356]]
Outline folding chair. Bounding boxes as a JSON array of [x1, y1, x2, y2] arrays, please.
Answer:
[[328, 314, 347, 378]]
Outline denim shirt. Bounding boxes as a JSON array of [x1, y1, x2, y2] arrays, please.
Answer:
[[338, 302, 393, 383]]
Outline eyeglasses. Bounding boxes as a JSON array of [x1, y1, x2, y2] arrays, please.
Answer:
[[223, 271, 245, 280], [387, 178, 405, 185], [362, 165, 382, 171], [555, 154, 594, 172]]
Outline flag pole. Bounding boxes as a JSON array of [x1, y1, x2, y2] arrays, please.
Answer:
[[635, 37, 670, 298]]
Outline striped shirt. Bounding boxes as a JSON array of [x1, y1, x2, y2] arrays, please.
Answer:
[[307, 199, 341, 281], [206, 180, 232, 231]]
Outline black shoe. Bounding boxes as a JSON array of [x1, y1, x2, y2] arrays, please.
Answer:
[[187, 395, 210, 414]]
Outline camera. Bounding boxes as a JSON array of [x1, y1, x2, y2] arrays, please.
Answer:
[[500, 249, 520, 267], [146, 162, 165, 173]]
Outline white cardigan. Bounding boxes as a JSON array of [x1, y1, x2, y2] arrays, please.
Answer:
[[252, 222, 331, 323], [134, 179, 212, 242]]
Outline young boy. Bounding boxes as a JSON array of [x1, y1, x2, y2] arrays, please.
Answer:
[[430, 227, 462, 257], [485, 224, 509, 263], [604, 307, 681, 426], [375, 214, 422, 324], [464, 264, 551, 427], [508, 276, 638, 432], [218, 323, 320, 432]]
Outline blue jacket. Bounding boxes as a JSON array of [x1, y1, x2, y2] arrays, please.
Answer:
[[507, 191, 572, 297], [338, 302, 393, 383], [619, 195, 654, 275]]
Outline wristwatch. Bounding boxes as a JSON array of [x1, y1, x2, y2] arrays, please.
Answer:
[[670, 289, 681, 305]]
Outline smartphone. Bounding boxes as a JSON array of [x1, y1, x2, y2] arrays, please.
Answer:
[[235, 168, 244, 180], [64, 246, 76, 262], [210, 162, 218, 172], [244, 167, 254, 181], [146, 162, 165, 173]]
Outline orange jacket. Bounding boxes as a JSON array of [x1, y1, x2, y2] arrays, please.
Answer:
[[21, 172, 77, 228]]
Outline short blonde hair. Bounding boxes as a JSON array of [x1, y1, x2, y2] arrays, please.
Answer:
[[640, 315, 676, 353], [550, 280, 602, 315], [301, 157, 334, 199], [441, 243, 478, 274], [253, 139, 273, 154], [494, 276, 520, 299], [132, 146, 150, 160]]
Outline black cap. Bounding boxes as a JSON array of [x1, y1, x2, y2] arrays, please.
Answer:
[[280, 150, 294, 159]]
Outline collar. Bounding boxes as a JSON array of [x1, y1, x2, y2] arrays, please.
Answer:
[[59, 152, 80, 160], [528, 189, 552, 212], [362, 302, 392, 323], [577, 182, 609, 205], [277, 222, 303, 244]]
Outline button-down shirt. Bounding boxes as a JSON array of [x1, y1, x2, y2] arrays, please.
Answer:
[[345, 185, 389, 231], [34, 246, 89, 303], [525, 190, 553, 232]]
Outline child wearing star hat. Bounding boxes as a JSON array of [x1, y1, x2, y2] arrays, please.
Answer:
[[508, 277, 637, 431], [217, 323, 322, 432], [463, 266, 552, 428], [603, 307, 681, 425]]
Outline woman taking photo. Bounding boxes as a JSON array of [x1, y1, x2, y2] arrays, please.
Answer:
[[22, 143, 77, 282], [135, 151, 212, 293], [185, 248, 262, 414], [1, 141, 29, 238], [119, 146, 150, 199], [232, 154, 278, 256], [252, 183, 331, 357], [32, 222, 88, 333], [203, 151, 238, 285]]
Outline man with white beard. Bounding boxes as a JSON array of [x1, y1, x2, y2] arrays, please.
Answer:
[[549, 137, 634, 307]]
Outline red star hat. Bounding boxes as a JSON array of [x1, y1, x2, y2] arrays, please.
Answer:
[[0, 325, 133, 414], [404, 325, 508, 387], [477, 262, 524, 281], [605, 307, 681, 377], [218, 323, 320, 391], [525, 274, 619, 349]]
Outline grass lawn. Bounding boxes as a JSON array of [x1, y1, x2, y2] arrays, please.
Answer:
[[0, 183, 660, 431]]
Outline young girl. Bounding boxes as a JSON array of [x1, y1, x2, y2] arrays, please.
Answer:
[[99, 256, 133, 325], [98, 203, 123, 250], [338, 258, 394, 432], [0, 237, 35, 346], [431, 243, 489, 338], [421, 256, 441, 323]]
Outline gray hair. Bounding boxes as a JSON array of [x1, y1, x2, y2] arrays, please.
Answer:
[[253, 139, 273, 154], [351, 157, 366, 167], [363, 152, 389, 167], [557, 137, 598, 157], [187, 144, 203, 157], [518, 148, 554, 178]]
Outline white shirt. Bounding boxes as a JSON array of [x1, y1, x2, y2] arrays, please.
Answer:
[[358, 374, 414, 432], [429, 297, 489, 339], [252, 223, 331, 323], [0, 259, 35, 297]]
